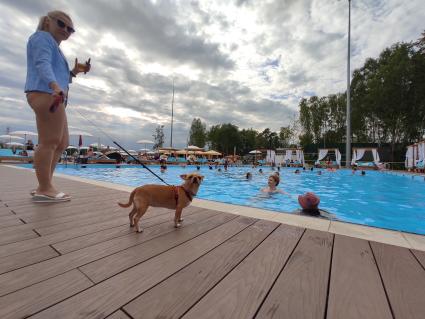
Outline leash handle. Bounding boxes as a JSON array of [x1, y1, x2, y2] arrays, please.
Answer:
[[49, 92, 64, 113]]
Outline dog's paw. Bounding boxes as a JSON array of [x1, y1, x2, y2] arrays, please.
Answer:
[[136, 228, 144, 233], [178, 218, 184, 222], [174, 223, 181, 228]]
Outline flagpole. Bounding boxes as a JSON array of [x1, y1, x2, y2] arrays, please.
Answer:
[[170, 78, 174, 148], [345, 0, 352, 167]]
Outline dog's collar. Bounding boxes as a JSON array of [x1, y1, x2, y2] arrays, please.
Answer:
[[177, 186, 196, 202]]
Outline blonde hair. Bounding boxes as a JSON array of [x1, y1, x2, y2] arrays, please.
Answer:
[[36, 10, 72, 31]]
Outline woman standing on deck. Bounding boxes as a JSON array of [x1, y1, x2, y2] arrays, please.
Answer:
[[25, 10, 91, 202]]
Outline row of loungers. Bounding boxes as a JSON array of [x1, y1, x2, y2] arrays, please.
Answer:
[[0, 149, 33, 163]]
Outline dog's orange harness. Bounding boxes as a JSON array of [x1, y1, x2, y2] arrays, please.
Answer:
[[173, 186, 194, 204]]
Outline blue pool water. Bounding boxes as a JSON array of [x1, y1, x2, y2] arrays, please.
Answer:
[[21, 164, 425, 235]]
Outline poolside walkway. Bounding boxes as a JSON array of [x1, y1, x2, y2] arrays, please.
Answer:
[[0, 165, 425, 319]]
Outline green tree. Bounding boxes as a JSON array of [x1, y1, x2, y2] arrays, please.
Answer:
[[240, 128, 258, 154], [152, 125, 165, 149], [207, 123, 241, 155], [188, 118, 207, 147], [279, 126, 293, 147]]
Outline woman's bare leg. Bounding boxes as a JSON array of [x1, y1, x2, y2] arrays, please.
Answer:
[[28, 92, 66, 197], [50, 114, 69, 177]]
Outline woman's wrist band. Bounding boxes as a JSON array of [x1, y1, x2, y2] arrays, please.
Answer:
[[70, 71, 76, 77]]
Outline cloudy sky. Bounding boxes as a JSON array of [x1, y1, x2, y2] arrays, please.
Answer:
[[0, 0, 423, 149]]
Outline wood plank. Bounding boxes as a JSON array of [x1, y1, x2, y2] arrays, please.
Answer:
[[244, 229, 333, 319], [51, 208, 204, 254], [80, 212, 240, 283], [182, 224, 306, 319], [106, 310, 132, 319], [0, 269, 93, 319], [0, 206, 186, 258], [0, 246, 59, 274], [30, 215, 256, 319], [0, 210, 224, 296], [0, 207, 14, 217], [0, 216, 23, 228], [9, 193, 125, 215], [411, 249, 425, 269], [0, 208, 121, 233], [0, 208, 121, 238], [0, 216, 129, 258], [0, 228, 38, 245], [34, 211, 126, 235], [326, 235, 392, 319], [123, 219, 279, 319], [371, 241, 425, 319]]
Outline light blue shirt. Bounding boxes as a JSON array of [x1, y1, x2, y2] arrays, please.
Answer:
[[24, 31, 71, 93]]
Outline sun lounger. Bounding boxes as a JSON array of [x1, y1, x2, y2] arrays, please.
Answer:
[[0, 148, 33, 163]]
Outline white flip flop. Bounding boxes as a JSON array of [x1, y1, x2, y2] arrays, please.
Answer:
[[32, 192, 71, 203]]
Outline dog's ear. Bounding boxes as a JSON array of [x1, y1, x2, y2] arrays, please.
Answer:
[[200, 175, 205, 181], [180, 174, 188, 180]]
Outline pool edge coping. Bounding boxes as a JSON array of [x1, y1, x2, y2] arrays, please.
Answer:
[[5, 164, 425, 252]]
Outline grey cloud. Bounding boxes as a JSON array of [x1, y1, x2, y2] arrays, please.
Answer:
[[72, 0, 234, 71]]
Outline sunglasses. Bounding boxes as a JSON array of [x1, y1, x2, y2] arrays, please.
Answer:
[[49, 16, 75, 34]]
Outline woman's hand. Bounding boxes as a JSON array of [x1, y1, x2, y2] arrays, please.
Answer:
[[49, 81, 63, 97], [72, 58, 91, 75]]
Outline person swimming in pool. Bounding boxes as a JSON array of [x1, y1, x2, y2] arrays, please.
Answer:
[[261, 174, 287, 194], [292, 192, 335, 220]]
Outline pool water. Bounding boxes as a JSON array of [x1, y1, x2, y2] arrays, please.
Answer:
[[23, 164, 425, 235]]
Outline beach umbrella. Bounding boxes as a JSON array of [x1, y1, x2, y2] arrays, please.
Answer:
[[6, 142, 24, 148], [9, 131, 38, 143], [204, 150, 222, 156], [127, 150, 138, 155], [249, 150, 262, 162], [136, 139, 154, 150], [186, 145, 203, 150], [0, 135, 24, 143], [68, 131, 93, 149]]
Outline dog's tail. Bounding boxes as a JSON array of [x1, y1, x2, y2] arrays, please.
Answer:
[[118, 189, 136, 208]]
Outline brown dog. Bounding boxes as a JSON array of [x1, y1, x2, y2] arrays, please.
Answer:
[[118, 173, 204, 232]]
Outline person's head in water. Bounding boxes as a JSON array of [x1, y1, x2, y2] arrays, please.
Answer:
[[294, 169, 300, 174], [268, 174, 280, 188], [361, 170, 366, 176], [197, 166, 200, 170], [259, 168, 263, 174], [246, 172, 252, 180], [310, 167, 314, 171], [277, 166, 281, 171], [218, 168, 222, 172], [298, 192, 320, 215]]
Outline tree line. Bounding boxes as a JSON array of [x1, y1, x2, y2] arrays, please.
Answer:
[[299, 31, 425, 160]]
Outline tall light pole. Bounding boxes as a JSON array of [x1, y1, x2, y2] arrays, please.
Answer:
[[170, 78, 174, 148], [345, 0, 352, 167]]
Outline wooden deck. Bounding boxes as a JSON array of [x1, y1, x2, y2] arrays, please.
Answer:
[[0, 165, 425, 319]]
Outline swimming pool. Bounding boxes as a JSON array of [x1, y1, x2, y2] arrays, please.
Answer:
[[22, 164, 425, 235]]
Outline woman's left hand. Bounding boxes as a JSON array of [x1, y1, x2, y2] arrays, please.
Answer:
[[72, 58, 91, 75]]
